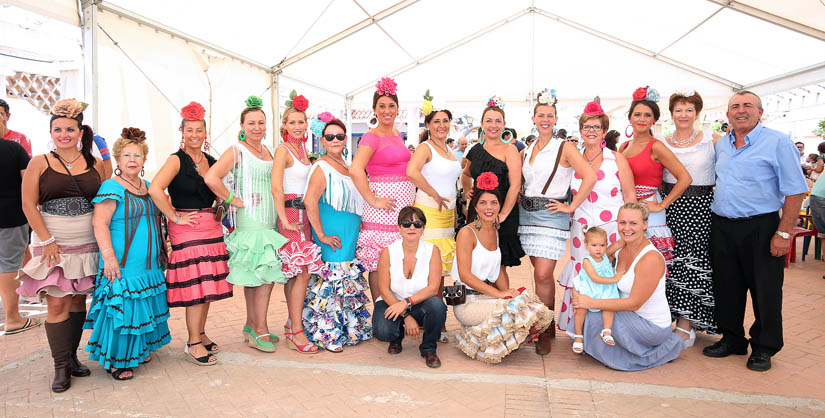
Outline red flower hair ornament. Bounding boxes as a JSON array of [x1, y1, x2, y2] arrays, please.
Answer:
[[583, 96, 604, 116], [476, 172, 499, 191], [181, 102, 205, 121], [291, 95, 309, 112], [632, 86, 660, 102]]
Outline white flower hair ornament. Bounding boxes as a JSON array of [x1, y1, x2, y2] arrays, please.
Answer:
[[537, 88, 558, 106]]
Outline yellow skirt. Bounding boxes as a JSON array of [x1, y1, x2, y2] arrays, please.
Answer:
[[414, 192, 456, 275]]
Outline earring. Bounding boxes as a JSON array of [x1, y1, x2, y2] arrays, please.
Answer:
[[342, 146, 349, 158], [319, 146, 327, 156], [240, 130, 246, 141], [114, 167, 122, 176], [367, 112, 379, 129], [203, 140, 211, 152], [302, 134, 308, 143], [501, 129, 514, 144], [479, 129, 486, 145], [263, 132, 267, 140], [140, 168, 145, 177], [625, 125, 634, 138], [601, 139, 606, 149], [474, 218, 483, 231], [179, 138, 185, 149]]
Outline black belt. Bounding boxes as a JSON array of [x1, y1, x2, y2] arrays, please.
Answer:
[[713, 211, 778, 222], [520, 195, 566, 212], [285, 197, 305, 210], [661, 182, 714, 197], [41, 197, 94, 216]]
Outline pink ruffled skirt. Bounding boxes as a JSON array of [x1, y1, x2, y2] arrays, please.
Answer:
[[277, 194, 325, 278]]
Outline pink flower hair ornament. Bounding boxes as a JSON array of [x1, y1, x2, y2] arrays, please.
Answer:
[[583, 96, 604, 116], [376, 77, 398, 96], [487, 95, 505, 109]]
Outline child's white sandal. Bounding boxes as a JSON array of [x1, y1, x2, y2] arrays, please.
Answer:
[[572, 334, 584, 354], [600, 329, 615, 346]]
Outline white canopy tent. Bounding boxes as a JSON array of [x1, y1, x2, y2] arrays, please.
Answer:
[[3, 0, 825, 171]]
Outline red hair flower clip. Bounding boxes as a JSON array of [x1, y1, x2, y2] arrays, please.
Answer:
[[477, 172, 499, 191], [583, 96, 604, 115], [375, 77, 398, 96], [181, 102, 205, 121]]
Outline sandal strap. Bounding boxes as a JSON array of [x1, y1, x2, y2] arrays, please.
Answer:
[[284, 329, 306, 336], [573, 334, 584, 338], [254, 333, 271, 342], [674, 326, 691, 334], [187, 341, 204, 347]]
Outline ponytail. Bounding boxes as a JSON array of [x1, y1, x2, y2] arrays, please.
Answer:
[[80, 124, 96, 170]]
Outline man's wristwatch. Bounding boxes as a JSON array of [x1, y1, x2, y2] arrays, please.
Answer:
[[775, 230, 791, 239], [405, 297, 412, 312]]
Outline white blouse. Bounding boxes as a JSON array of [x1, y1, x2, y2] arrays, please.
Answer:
[[662, 132, 715, 186], [522, 138, 573, 198], [378, 239, 434, 302]]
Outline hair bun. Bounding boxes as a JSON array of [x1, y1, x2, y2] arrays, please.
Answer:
[[121, 127, 146, 142]]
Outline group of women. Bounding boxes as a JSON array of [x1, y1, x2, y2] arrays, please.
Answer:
[[14, 79, 723, 394]]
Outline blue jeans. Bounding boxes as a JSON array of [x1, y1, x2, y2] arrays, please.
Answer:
[[372, 296, 447, 354]]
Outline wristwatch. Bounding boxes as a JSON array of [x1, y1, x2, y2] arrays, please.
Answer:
[[405, 298, 412, 312], [775, 230, 791, 239]]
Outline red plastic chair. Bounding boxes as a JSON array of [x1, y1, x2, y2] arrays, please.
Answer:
[[785, 216, 818, 268]]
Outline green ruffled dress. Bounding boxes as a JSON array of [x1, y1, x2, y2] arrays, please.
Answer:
[[224, 145, 288, 286]]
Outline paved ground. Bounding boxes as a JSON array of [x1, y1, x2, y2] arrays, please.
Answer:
[[1, 245, 824, 418]]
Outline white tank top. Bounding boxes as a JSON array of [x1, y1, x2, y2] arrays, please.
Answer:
[[450, 227, 501, 286], [616, 244, 671, 328], [281, 144, 310, 194], [420, 142, 462, 198], [522, 138, 573, 198], [376, 239, 434, 302]]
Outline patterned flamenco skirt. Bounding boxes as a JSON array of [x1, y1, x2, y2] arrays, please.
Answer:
[[84, 266, 171, 369], [355, 175, 415, 272], [277, 194, 325, 278], [165, 213, 233, 307], [453, 289, 553, 363], [302, 260, 372, 351]]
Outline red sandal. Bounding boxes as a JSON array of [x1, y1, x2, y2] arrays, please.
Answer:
[[284, 329, 318, 354]]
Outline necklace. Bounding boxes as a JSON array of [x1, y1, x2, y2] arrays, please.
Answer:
[[188, 151, 205, 169], [667, 130, 700, 147], [56, 152, 82, 170], [245, 141, 264, 158], [118, 174, 143, 193], [284, 141, 308, 164], [429, 139, 449, 157], [584, 148, 602, 166], [326, 156, 349, 171]]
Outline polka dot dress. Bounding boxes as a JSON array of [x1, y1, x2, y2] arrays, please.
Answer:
[[661, 183, 717, 333], [558, 149, 625, 333]]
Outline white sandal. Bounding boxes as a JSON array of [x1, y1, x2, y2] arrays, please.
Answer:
[[675, 326, 696, 348], [572, 334, 584, 354], [600, 329, 615, 346], [439, 331, 449, 343]]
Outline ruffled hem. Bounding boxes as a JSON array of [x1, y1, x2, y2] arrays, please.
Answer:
[[454, 291, 553, 363], [84, 268, 171, 369], [20, 251, 99, 282], [499, 235, 525, 267], [278, 241, 326, 278], [356, 230, 401, 271], [225, 228, 289, 286], [646, 225, 675, 263], [520, 232, 567, 260], [166, 240, 232, 305], [302, 260, 372, 350], [17, 268, 95, 302], [425, 237, 456, 275]]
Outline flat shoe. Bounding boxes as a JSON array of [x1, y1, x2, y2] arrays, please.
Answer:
[[4, 318, 41, 335], [703, 341, 748, 358], [746, 352, 772, 371], [421, 352, 441, 368]]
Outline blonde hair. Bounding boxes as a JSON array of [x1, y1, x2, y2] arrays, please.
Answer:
[[112, 127, 149, 158], [280, 107, 307, 137], [583, 226, 607, 242], [619, 202, 650, 222]]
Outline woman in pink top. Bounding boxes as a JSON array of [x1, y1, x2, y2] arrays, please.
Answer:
[[619, 87, 691, 264], [350, 77, 416, 300]]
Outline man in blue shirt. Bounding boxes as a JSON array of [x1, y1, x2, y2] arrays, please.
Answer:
[[704, 91, 808, 371]]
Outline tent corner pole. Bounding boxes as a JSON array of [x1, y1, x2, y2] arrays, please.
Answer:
[[345, 95, 353, 163], [81, 0, 99, 131], [271, 71, 280, 149]]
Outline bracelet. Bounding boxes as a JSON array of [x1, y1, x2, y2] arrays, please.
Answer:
[[102, 248, 113, 254], [225, 191, 234, 204], [175, 214, 181, 225], [407, 297, 415, 307], [34, 236, 55, 247]]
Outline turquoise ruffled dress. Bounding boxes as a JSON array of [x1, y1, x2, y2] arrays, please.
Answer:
[[572, 255, 620, 313], [223, 145, 289, 286], [84, 180, 171, 369]]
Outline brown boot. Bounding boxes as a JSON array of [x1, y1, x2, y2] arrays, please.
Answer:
[[535, 320, 556, 356], [45, 319, 73, 393], [68, 311, 91, 377]]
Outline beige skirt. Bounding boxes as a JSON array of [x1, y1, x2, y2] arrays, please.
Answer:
[[454, 292, 553, 364]]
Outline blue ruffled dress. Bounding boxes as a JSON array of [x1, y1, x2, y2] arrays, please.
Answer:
[[573, 255, 620, 313], [84, 179, 171, 369]]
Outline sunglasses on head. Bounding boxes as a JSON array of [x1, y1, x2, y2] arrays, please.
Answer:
[[324, 134, 347, 142], [400, 220, 425, 229]]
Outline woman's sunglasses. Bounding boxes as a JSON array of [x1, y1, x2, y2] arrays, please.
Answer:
[[400, 220, 425, 229], [324, 134, 347, 142]]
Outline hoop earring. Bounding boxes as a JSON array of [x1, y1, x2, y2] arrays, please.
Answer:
[[319, 146, 327, 156], [501, 129, 514, 144], [480, 129, 486, 145], [625, 125, 634, 138], [367, 112, 379, 129], [342, 146, 349, 158], [239, 130, 246, 141], [140, 168, 145, 178], [114, 167, 122, 176]]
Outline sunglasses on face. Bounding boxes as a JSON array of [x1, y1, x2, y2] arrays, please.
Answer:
[[400, 220, 425, 229], [324, 134, 347, 142]]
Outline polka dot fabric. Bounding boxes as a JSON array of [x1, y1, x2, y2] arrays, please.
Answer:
[[558, 149, 625, 333]]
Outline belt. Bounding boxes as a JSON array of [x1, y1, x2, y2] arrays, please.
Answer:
[[285, 196, 306, 210], [713, 211, 778, 222], [177, 208, 217, 213], [520, 195, 566, 212], [462, 280, 495, 295], [41, 197, 94, 216], [662, 182, 714, 197]]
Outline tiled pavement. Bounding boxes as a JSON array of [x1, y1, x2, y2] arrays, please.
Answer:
[[1, 246, 824, 417]]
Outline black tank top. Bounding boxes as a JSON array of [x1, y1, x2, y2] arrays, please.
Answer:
[[38, 155, 101, 203], [167, 149, 217, 209]]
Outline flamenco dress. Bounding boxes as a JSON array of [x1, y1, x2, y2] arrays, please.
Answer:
[[223, 145, 289, 286], [276, 143, 324, 278], [165, 149, 232, 307], [354, 132, 415, 272], [302, 161, 372, 350], [412, 141, 462, 274], [84, 180, 171, 369], [465, 144, 525, 267]]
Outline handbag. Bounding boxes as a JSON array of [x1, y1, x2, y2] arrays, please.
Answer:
[[213, 199, 230, 222], [442, 284, 466, 306]]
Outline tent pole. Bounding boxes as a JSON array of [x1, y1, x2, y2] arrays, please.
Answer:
[[345, 95, 353, 163], [81, 0, 99, 131], [271, 71, 280, 150], [529, 4, 536, 110]]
